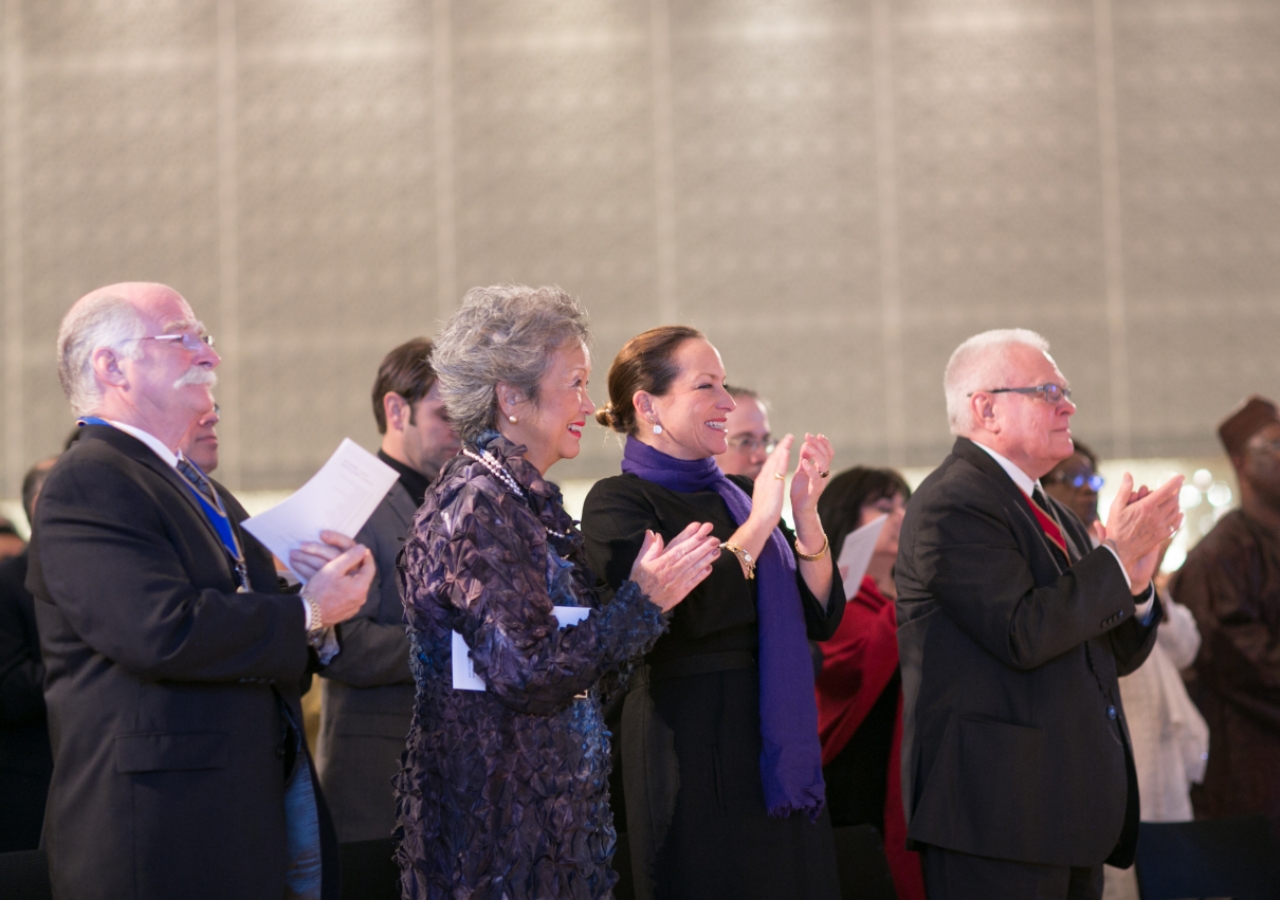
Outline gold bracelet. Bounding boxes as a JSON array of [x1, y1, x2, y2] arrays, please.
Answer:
[[795, 533, 829, 562], [720, 542, 756, 580]]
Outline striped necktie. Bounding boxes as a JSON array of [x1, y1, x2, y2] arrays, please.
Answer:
[[177, 457, 218, 506]]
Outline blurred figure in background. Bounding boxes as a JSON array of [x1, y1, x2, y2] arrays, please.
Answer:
[[0, 518, 24, 560], [814, 466, 926, 900], [317, 337, 459, 844], [716, 385, 773, 480], [1048, 445, 1208, 900], [180, 402, 221, 473], [0, 457, 57, 851], [1044, 439, 1103, 541], [1171, 395, 1280, 826]]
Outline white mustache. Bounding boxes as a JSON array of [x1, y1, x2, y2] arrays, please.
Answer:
[[174, 367, 218, 389]]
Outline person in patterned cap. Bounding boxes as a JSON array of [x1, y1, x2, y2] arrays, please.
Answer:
[[1170, 395, 1280, 825]]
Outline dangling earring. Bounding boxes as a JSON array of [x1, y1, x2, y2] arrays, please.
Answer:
[[652, 423, 663, 435], [508, 415, 518, 424]]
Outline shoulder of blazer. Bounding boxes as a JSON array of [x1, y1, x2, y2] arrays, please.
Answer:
[[70, 426, 207, 521]]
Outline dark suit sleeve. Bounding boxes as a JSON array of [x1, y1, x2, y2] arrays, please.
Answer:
[[908, 488, 1141, 671], [33, 456, 308, 683], [321, 519, 412, 688]]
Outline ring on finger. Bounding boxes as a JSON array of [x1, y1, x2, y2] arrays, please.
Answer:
[[774, 472, 785, 480]]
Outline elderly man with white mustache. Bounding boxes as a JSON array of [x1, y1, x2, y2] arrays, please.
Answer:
[[26, 282, 374, 900]]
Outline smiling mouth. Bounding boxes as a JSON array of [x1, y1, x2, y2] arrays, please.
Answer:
[[706, 421, 726, 431], [568, 422, 584, 436]]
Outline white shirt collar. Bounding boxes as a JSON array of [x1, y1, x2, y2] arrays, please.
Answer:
[[971, 441, 1041, 498], [102, 419, 180, 469]]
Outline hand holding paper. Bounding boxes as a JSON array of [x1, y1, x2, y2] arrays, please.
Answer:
[[243, 438, 399, 581], [836, 514, 888, 602]]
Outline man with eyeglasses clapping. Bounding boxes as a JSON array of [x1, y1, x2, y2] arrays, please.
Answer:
[[894, 328, 1184, 900]]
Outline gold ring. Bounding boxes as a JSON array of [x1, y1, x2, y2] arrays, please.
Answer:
[[774, 472, 785, 480]]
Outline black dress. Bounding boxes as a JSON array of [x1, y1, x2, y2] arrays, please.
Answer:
[[582, 473, 844, 900]]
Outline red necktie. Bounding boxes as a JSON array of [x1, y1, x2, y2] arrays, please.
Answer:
[[1025, 487, 1069, 560]]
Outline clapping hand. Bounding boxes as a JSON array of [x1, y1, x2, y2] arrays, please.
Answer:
[[1099, 473, 1184, 590], [789, 432, 835, 518], [629, 522, 720, 613]]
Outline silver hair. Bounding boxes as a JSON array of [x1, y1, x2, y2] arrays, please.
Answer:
[[943, 328, 1051, 435], [57, 292, 147, 416], [432, 284, 590, 441]]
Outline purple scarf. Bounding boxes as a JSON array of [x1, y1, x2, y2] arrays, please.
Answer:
[[621, 436, 826, 820]]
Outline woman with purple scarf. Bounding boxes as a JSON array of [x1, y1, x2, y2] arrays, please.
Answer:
[[582, 326, 844, 900], [394, 289, 721, 899]]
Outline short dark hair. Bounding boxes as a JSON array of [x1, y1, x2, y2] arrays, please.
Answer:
[[372, 338, 437, 435], [21, 457, 58, 525], [817, 466, 911, 564], [0, 517, 19, 538], [596, 325, 705, 436]]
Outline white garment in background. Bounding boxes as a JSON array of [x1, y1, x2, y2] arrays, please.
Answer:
[[1103, 590, 1210, 900]]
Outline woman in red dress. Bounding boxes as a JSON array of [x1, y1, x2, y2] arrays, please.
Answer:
[[815, 467, 926, 900]]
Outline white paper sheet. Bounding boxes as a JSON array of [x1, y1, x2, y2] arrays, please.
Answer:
[[453, 606, 593, 691], [836, 513, 888, 601], [242, 438, 399, 580]]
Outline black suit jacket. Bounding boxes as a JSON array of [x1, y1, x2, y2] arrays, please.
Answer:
[[894, 438, 1159, 869], [26, 425, 339, 900], [316, 479, 416, 842]]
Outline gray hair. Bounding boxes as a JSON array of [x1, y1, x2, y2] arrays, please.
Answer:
[[943, 328, 1050, 435], [432, 284, 590, 441], [57, 292, 146, 416]]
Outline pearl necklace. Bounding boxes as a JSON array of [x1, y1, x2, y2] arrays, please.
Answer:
[[462, 446, 574, 541]]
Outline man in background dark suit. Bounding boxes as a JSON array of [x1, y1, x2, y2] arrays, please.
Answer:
[[0, 457, 56, 851], [316, 337, 458, 842], [895, 328, 1184, 900], [28, 282, 375, 900]]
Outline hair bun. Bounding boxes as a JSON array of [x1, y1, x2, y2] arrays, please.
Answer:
[[594, 405, 615, 428]]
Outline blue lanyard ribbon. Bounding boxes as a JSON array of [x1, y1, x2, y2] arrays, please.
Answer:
[[79, 417, 251, 591]]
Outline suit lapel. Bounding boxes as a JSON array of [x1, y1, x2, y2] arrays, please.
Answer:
[[952, 438, 1070, 574], [82, 426, 239, 582]]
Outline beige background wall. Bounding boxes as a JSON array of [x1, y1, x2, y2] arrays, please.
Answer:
[[2, 0, 1278, 497]]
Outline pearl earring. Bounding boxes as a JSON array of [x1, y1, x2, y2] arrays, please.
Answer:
[[652, 423, 663, 435], [508, 415, 518, 424]]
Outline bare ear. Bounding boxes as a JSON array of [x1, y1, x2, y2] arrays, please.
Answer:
[[495, 383, 525, 419], [970, 392, 998, 433], [632, 390, 654, 423], [91, 347, 127, 388], [383, 392, 409, 432]]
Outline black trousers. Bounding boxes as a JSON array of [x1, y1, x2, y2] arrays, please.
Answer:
[[920, 845, 1104, 900]]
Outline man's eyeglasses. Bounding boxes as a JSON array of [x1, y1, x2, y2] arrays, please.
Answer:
[[133, 332, 215, 352], [727, 435, 776, 454], [974, 383, 1072, 405], [1048, 471, 1104, 491]]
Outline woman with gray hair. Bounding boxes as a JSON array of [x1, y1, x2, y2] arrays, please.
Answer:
[[393, 285, 720, 899]]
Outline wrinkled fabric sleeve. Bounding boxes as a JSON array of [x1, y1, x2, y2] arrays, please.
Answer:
[[31, 458, 308, 683], [406, 482, 667, 717]]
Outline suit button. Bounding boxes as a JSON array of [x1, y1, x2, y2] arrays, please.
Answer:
[[1107, 705, 1117, 720]]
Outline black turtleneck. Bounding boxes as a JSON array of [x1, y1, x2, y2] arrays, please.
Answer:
[[377, 449, 434, 507]]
